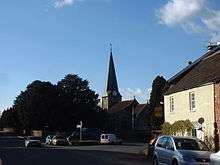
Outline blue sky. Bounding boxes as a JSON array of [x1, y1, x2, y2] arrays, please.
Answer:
[[0, 0, 220, 111]]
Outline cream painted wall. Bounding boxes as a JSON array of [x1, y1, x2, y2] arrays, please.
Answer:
[[164, 84, 215, 137]]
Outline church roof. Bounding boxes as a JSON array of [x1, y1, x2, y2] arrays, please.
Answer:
[[107, 99, 150, 114], [166, 46, 220, 95], [108, 100, 138, 113], [135, 104, 149, 116]]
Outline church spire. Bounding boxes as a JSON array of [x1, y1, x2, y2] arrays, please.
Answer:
[[102, 44, 122, 109], [106, 44, 119, 94]]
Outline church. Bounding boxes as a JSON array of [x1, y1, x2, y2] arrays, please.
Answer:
[[101, 47, 150, 134]]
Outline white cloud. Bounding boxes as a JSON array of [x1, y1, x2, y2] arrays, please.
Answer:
[[157, 0, 220, 42], [202, 10, 220, 31], [120, 88, 150, 104], [54, 0, 84, 8], [158, 0, 205, 26]]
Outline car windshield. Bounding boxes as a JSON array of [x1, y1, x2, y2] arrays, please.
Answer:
[[54, 136, 65, 139], [174, 138, 209, 151]]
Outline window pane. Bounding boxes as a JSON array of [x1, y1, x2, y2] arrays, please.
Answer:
[[189, 92, 196, 111], [170, 97, 174, 112]]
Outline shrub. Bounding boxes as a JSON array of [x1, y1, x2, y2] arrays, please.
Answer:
[[162, 120, 194, 136], [161, 122, 172, 135]]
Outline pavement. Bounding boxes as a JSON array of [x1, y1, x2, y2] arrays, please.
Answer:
[[0, 136, 152, 165], [47, 142, 146, 154]]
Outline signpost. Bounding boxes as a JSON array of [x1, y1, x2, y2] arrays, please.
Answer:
[[76, 121, 83, 141]]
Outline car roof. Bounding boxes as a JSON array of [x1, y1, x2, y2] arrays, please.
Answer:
[[158, 135, 199, 140], [101, 133, 115, 136]]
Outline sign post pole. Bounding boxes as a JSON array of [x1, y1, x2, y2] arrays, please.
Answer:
[[80, 121, 82, 141], [77, 121, 83, 141]]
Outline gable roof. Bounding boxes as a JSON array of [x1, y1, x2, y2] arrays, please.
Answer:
[[108, 99, 138, 113], [166, 46, 220, 95], [135, 104, 149, 116], [168, 45, 220, 84]]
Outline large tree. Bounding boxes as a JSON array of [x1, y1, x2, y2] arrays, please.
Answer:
[[57, 74, 100, 130], [13, 81, 59, 131], [149, 76, 167, 129], [0, 107, 19, 129], [149, 76, 167, 109], [0, 74, 105, 133]]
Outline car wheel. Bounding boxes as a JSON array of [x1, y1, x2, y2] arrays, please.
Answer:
[[172, 159, 179, 165], [153, 157, 158, 165]]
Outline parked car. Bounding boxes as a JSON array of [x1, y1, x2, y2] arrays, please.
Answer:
[[210, 150, 220, 165], [68, 128, 100, 140], [51, 135, 68, 146], [45, 135, 54, 145], [100, 134, 122, 145], [153, 136, 212, 165], [68, 128, 101, 145], [25, 136, 42, 147]]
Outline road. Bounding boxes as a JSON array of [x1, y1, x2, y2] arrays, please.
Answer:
[[0, 136, 152, 165]]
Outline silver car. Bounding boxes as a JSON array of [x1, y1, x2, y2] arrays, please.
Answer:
[[210, 150, 220, 165], [153, 136, 212, 165]]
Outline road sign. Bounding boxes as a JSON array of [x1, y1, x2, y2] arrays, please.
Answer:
[[76, 121, 82, 128], [76, 121, 83, 141], [76, 125, 81, 128]]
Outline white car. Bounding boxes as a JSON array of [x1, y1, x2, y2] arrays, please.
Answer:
[[100, 134, 122, 144], [210, 150, 220, 165]]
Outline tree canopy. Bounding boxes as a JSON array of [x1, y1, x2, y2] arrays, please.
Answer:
[[149, 76, 167, 109], [148, 76, 167, 129], [0, 74, 105, 133]]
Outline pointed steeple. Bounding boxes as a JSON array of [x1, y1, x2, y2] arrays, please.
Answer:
[[106, 44, 119, 94], [102, 44, 122, 110]]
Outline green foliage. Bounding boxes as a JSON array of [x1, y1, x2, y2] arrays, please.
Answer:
[[149, 76, 167, 108], [13, 81, 60, 131], [149, 76, 167, 129], [56, 74, 100, 130], [161, 120, 194, 136], [0, 108, 20, 129], [0, 74, 106, 133], [161, 122, 172, 135]]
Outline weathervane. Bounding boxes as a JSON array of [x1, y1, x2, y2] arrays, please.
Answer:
[[110, 43, 112, 53]]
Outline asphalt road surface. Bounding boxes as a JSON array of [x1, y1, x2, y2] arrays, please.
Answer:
[[0, 136, 152, 165]]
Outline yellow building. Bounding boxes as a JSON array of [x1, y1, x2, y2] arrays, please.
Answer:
[[164, 44, 220, 145]]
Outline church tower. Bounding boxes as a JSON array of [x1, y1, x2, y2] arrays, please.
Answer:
[[102, 45, 122, 110]]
